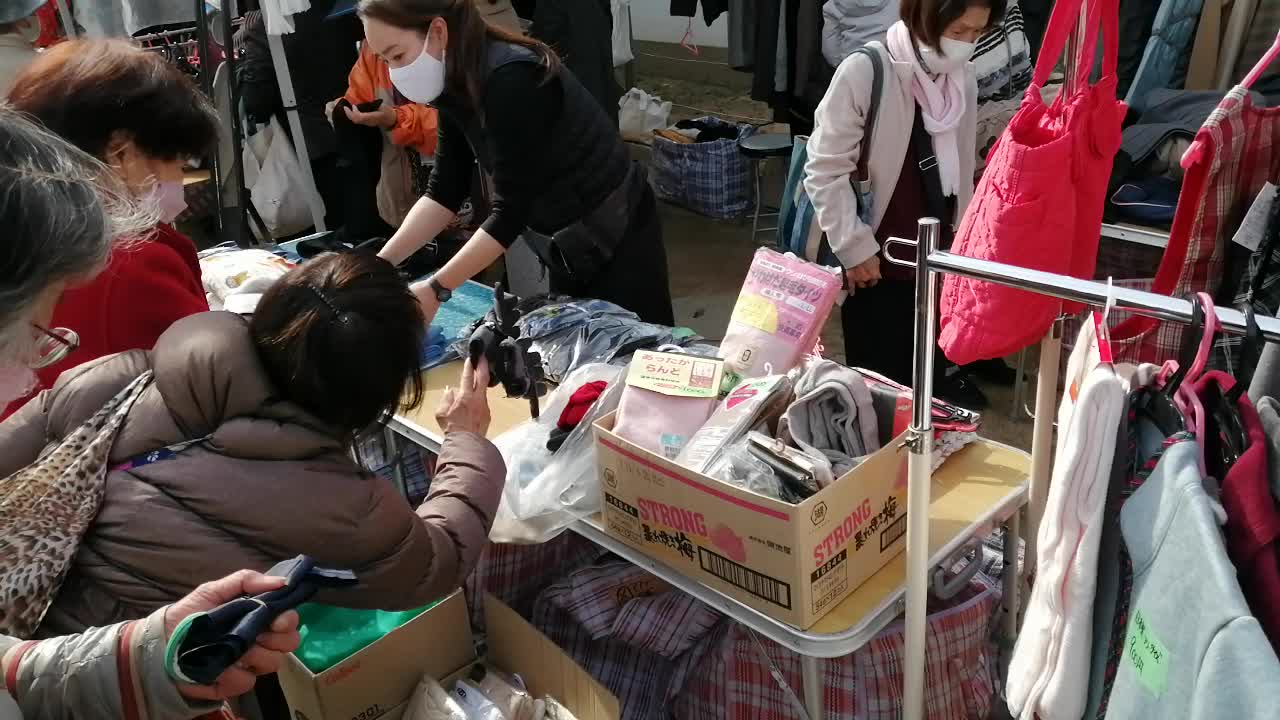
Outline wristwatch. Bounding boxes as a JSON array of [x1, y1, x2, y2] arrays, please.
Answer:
[[426, 275, 453, 303]]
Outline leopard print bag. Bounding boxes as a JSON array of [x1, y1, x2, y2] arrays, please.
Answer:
[[0, 371, 154, 638]]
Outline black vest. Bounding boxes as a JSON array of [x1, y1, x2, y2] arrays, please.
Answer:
[[431, 42, 631, 235]]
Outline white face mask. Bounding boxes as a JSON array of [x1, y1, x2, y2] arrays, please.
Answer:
[[389, 33, 446, 104], [920, 37, 976, 75]]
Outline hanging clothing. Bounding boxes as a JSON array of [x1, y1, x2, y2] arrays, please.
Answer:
[[972, 0, 1033, 104], [669, 0, 727, 25], [73, 0, 190, 37], [1007, 329, 1127, 720], [532, 0, 622, 125], [727, 0, 755, 69], [1251, 311, 1280, 402], [1194, 371, 1280, 649], [1111, 86, 1280, 363], [819, 0, 898, 68], [1230, 0, 1280, 95], [1258, 397, 1280, 503], [1112, 0, 1161, 99], [1088, 433, 1280, 719], [1125, 0, 1206, 112]]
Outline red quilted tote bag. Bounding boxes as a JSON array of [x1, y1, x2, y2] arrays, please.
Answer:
[[938, 0, 1126, 365]]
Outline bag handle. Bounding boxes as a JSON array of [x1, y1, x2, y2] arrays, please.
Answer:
[[1031, 0, 1119, 89], [853, 44, 884, 185]]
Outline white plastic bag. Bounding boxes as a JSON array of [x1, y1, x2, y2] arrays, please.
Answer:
[[618, 88, 671, 142], [243, 117, 316, 240], [611, 0, 634, 67], [490, 364, 625, 543]]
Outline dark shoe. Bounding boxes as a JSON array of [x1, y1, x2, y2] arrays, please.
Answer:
[[935, 373, 989, 410], [965, 358, 1019, 386]]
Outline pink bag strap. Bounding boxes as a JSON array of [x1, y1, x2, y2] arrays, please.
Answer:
[[1030, 0, 1120, 89]]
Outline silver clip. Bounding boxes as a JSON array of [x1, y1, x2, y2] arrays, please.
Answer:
[[882, 235, 919, 269]]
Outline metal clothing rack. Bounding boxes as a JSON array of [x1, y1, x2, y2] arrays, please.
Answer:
[[888, 218, 1280, 720]]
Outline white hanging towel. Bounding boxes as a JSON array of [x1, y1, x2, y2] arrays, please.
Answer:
[[262, 0, 312, 34]]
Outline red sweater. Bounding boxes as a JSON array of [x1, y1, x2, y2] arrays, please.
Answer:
[[3, 224, 208, 418]]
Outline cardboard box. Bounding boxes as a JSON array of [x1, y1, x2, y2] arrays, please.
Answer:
[[594, 414, 909, 629], [278, 592, 619, 720]]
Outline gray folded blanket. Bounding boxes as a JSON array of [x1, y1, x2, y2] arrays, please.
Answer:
[[779, 361, 881, 480]]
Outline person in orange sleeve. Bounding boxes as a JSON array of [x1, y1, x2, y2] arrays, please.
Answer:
[[326, 42, 440, 241]]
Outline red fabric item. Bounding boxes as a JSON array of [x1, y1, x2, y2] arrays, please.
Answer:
[[1110, 88, 1280, 364], [2, 224, 207, 420], [1196, 371, 1280, 651], [938, 0, 1126, 365], [558, 381, 609, 431]]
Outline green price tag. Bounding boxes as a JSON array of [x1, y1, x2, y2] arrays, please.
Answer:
[[1124, 608, 1170, 696]]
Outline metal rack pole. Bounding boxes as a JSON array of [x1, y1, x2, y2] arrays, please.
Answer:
[[1025, 319, 1062, 572], [922, 250, 1280, 341], [903, 217, 941, 720]]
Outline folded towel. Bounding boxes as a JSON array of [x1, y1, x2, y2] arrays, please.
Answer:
[[779, 361, 880, 480]]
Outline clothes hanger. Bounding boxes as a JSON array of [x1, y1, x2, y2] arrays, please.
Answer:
[[1202, 305, 1260, 477], [1138, 296, 1203, 435], [1183, 30, 1280, 169]]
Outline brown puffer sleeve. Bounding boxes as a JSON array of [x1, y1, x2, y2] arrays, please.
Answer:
[[322, 431, 505, 610]]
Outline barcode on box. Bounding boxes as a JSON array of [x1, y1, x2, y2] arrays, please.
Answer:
[[881, 513, 907, 552], [699, 547, 792, 609]]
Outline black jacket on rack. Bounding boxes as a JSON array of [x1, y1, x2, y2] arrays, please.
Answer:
[[671, 0, 728, 25], [236, 1, 360, 161], [531, 0, 621, 126]]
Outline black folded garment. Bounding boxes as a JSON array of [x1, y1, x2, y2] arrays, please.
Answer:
[[171, 556, 357, 686]]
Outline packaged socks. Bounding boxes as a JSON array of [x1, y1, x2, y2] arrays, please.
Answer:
[[614, 351, 724, 460], [719, 249, 841, 387]]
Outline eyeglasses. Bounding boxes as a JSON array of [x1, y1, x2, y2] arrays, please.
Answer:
[[30, 325, 80, 369]]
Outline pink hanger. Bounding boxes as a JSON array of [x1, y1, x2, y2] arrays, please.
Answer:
[[1156, 292, 1218, 472], [1183, 30, 1280, 168]]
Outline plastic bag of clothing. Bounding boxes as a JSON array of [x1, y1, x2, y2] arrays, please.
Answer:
[[491, 364, 625, 543], [295, 603, 437, 673], [517, 299, 701, 383], [243, 116, 319, 240]]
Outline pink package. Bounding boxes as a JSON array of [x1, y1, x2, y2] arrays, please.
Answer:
[[614, 386, 716, 461], [720, 249, 842, 385]]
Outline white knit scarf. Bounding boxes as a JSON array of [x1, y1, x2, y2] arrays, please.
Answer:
[[886, 21, 966, 196]]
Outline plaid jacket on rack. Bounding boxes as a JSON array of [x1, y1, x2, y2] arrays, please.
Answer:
[[1111, 87, 1280, 363]]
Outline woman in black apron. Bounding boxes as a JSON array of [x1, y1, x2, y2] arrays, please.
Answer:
[[359, 0, 675, 326]]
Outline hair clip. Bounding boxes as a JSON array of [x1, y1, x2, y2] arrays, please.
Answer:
[[306, 284, 345, 321]]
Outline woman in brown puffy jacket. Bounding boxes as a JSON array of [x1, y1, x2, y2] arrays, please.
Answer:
[[0, 251, 504, 637]]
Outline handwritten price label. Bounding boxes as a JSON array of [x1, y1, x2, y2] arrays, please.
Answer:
[[1124, 608, 1170, 696]]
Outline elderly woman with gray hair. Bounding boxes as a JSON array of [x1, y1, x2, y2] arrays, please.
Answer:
[[0, 108, 300, 718]]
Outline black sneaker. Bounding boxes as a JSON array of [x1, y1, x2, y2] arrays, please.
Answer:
[[935, 373, 990, 410], [965, 358, 1019, 386]]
